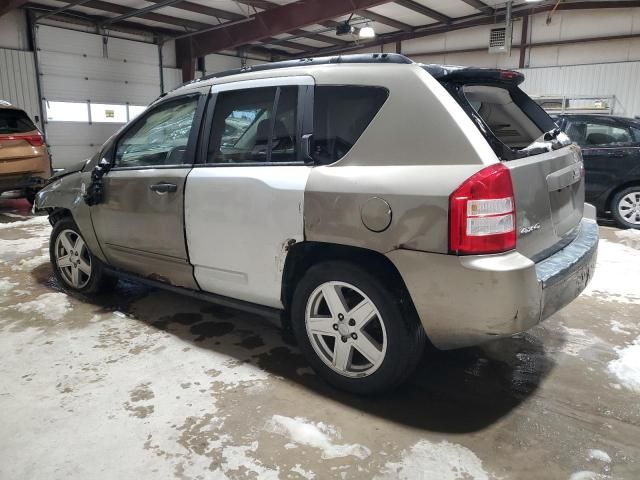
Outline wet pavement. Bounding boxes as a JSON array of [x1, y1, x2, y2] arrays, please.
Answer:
[[0, 197, 639, 479]]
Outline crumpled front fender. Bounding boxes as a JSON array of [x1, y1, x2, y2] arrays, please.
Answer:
[[34, 171, 107, 263]]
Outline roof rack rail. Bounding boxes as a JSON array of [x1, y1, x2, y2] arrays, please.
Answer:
[[180, 53, 414, 90]]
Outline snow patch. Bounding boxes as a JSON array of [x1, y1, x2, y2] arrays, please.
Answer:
[[0, 215, 49, 230], [13, 292, 71, 321], [375, 439, 489, 480], [582, 239, 640, 304], [291, 464, 315, 479], [265, 415, 371, 460], [587, 449, 611, 463], [220, 442, 279, 480], [608, 336, 640, 392], [615, 228, 640, 249], [11, 252, 49, 272], [569, 471, 605, 480], [560, 327, 600, 357], [0, 236, 48, 256], [0, 278, 17, 295]]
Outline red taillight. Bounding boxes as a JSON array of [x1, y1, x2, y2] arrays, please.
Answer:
[[449, 163, 516, 255], [0, 132, 44, 147]]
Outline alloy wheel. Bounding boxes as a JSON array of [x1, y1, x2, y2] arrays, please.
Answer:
[[618, 191, 640, 226], [54, 229, 92, 289], [305, 281, 387, 378]]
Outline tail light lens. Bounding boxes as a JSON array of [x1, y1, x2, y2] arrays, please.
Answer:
[[449, 163, 516, 255], [0, 132, 44, 147]]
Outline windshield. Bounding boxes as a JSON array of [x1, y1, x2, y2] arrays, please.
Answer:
[[0, 109, 37, 134]]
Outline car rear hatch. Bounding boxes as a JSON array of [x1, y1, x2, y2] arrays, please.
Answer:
[[425, 65, 585, 261], [0, 108, 45, 175]]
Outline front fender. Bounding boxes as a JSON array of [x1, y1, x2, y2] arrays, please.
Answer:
[[34, 171, 107, 263]]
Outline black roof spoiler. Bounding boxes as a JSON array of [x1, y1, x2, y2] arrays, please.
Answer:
[[421, 64, 525, 85]]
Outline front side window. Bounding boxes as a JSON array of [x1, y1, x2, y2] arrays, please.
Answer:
[[209, 86, 298, 164], [114, 96, 198, 168], [312, 86, 388, 165]]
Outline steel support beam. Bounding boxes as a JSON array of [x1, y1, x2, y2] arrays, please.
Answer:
[[393, 0, 451, 24], [459, 0, 494, 15], [100, 0, 183, 27], [185, 0, 392, 58], [35, 0, 93, 21], [302, 0, 640, 58], [519, 13, 529, 68], [356, 9, 413, 31]]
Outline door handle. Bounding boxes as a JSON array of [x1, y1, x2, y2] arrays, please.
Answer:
[[149, 182, 177, 194]]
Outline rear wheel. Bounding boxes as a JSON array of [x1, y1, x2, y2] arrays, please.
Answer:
[[612, 186, 640, 229], [50, 217, 113, 294], [291, 261, 425, 394]]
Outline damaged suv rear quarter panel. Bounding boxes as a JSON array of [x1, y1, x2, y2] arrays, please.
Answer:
[[304, 64, 496, 254]]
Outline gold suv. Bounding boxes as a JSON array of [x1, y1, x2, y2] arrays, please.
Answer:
[[0, 101, 51, 203]]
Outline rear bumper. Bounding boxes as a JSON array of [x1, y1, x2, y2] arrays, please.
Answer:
[[0, 172, 49, 193], [387, 213, 598, 350]]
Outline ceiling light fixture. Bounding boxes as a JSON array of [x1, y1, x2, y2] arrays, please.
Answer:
[[336, 14, 375, 39], [358, 24, 376, 39]]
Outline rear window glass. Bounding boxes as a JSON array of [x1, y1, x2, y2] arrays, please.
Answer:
[[312, 86, 388, 165], [0, 109, 36, 134]]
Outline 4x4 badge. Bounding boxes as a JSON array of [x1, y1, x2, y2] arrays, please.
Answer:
[[520, 223, 541, 235]]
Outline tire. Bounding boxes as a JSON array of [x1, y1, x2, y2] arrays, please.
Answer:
[[49, 217, 113, 294], [612, 186, 640, 229], [291, 260, 426, 394]]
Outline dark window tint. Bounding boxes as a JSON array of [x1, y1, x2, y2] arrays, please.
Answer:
[[115, 96, 198, 168], [566, 120, 633, 147], [209, 86, 297, 164], [0, 109, 37, 134], [312, 86, 388, 165]]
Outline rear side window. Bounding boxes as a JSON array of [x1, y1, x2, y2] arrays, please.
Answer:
[[312, 86, 388, 165], [565, 120, 634, 147], [0, 109, 36, 134]]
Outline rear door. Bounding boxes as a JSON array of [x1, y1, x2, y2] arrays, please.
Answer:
[[185, 77, 313, 308], [564, 116, 639, 204], [90, 93, 205, 288]]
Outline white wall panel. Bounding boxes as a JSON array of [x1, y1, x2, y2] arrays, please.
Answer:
[[39, 51, 161, 85], [46, 123, 124, 169], [42, 75, 159, 104], [36, 26, 166, 167], [0, 48, 40, 128], [519, 61, 640, 118], [0, 10, 29, 50], [163, 68, 183, 92]]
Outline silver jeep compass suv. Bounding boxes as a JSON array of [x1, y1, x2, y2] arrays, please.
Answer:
[[36, 54, 598, 394]]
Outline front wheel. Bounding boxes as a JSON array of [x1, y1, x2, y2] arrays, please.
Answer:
[[50, 217, 113, 294], [291, 261, 426, 394], [612, 187, 640, 229]]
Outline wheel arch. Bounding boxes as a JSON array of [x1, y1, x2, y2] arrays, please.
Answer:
[[281, 241, 418, 319], [606, 180, 640, 212]]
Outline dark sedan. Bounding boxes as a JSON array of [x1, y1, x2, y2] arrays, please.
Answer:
[[554, 114, 640, 229]]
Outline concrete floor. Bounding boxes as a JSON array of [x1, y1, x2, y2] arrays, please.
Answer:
[[1, 198, 639, 480]]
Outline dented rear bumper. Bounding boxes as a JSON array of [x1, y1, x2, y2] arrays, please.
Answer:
[[387, 209, 598, 350]]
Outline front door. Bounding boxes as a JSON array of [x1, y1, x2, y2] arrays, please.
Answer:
[[91, 94, 203, 288], [185, 77, 313, 308]]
